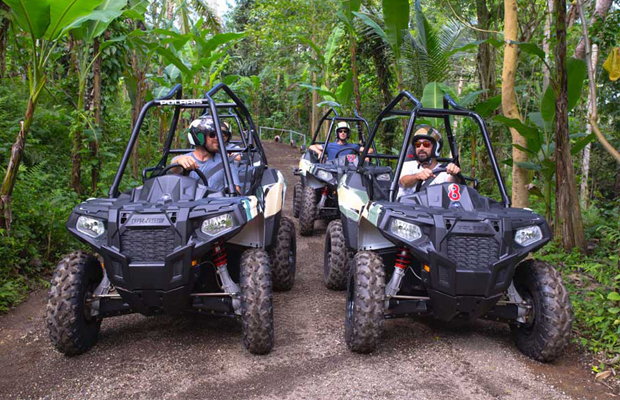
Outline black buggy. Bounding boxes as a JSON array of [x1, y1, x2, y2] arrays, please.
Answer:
[[331, 91, 572, 362], [292, 108, 374, 239], [46, 84, 296, 356]]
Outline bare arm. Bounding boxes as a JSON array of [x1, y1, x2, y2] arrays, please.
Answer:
[[399, 168, 435, 188], [308, 144, 324, 157], [169, 154, 198, 174]]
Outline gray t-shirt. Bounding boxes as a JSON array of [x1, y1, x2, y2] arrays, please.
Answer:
[[172, 152, 240, 189]]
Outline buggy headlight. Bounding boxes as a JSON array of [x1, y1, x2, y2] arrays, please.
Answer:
[[317, 169, 334, 182], [76, 216, 105, 238], [514, 225, 543, 246], [376, 173, 391, 181], [201, 213, 233, 235], [390, 219, 422, 241]]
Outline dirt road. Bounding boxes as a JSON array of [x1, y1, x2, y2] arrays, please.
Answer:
[[0, 142, 616, 399]]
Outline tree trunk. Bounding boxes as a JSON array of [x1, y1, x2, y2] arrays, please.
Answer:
[[370, 39, 396, 150], [70, 37, 83, 195], [580, 43, 598, 208], [476, 0, 498, 182], [573, 0, 613, 60], [90, 38, 102, 194], [542, 0, 554, 91], [476, 0, 496, 100], [131, 73, 144, 179], [502, 0, 529, 208], [350, 36, 361, 113], [0, 2, 10, 79], [0, 98, 36, 232], [130, 49, 145, 179], [554, 0, 586, 252], [311, 71, 318, 138]]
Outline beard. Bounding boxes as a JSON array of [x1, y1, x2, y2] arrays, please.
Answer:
[[417, 150, 430, 162]]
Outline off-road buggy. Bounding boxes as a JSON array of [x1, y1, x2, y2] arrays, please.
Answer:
[[292, 108, 374, 239], [330, 91, 572, 362], [46, 84, 296, 356]]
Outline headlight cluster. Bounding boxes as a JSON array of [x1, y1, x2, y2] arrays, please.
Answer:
[[76, 216, 106, 238], [390, 219, 422, 241], [201, 213, 233, 235], [514, 225, 543, 246], [316, 169, 334, 182]]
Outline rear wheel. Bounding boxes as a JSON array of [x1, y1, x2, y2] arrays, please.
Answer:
[[46, 251, 103, 356], [299, 185, 317, 236], [293, 182, 302, 218], [240, 249, 274, 354], [510, 260, 573, 362], [323, 220, 352, 290], [345, 251, 385, 353], [271, 217, 296, 291]]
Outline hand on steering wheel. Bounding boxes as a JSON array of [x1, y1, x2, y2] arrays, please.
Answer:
[[160, 163, 209, 187]]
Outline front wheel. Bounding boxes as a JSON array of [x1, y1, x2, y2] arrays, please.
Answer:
[[46, 251, 103, 356], [240, 249, 274, 354], [324, 220, 352, 290], [345, 251, 385, 353], [299, 185, 317, 236], [271, 217, 296, 291], [510, 260, 573, 362]]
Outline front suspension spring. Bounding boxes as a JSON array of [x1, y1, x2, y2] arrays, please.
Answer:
[[212, 242, 228, 268], [395, 247, 411, 270]]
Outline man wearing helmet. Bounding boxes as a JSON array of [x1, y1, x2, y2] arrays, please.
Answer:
[[308, 121, 369, 160], [170, 115, 241, 193], [398, 125, 461, 198]]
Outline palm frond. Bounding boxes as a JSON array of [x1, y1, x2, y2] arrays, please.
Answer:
[[193, 0, 223, 34]]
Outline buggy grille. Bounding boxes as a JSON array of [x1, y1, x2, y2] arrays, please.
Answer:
[[120, 228, 175, 263], [447, 236, 499, 271]]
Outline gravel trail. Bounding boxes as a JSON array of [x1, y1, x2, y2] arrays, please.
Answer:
[[0, 141, 615, 400]]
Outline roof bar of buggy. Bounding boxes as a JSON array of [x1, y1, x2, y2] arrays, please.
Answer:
[[310, 108, 339, 145], [314, 108, 375, 164], [109, 83, 264, 198], [442, 94, 510, 207], [359, 91, 510, 207], [110, 84, 183, 198]]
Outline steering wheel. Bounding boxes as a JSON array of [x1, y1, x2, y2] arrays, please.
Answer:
[[431, 165, 466, 186], [431, 166, 447, 175], [334, 148, 361, 159], [160, 163, 209, 187]]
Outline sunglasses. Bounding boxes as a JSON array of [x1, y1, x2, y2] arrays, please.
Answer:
[[337, 129, 348, 133], [415, 140, 432, 149], [206, 131, 230, 139]]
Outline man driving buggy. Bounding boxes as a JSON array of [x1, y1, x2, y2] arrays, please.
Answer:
[[397, 125, 461, 198], [308, 121, 371, 160], [170, 115, 241, 193]]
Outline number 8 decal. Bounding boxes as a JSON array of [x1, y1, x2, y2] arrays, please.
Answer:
[[448, 183, 461, 201]]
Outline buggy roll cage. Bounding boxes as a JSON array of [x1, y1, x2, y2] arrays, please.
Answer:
[[109, 83, 266, 199], [358, 91, 510, 207], [310, 108, 376, 164]]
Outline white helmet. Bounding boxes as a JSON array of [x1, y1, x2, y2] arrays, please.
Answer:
[[336, 121, 351, 138]]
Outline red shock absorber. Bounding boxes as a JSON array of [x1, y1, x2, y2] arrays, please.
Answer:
[[212, 242, 228, 268], [394, 247, 411, 270]]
